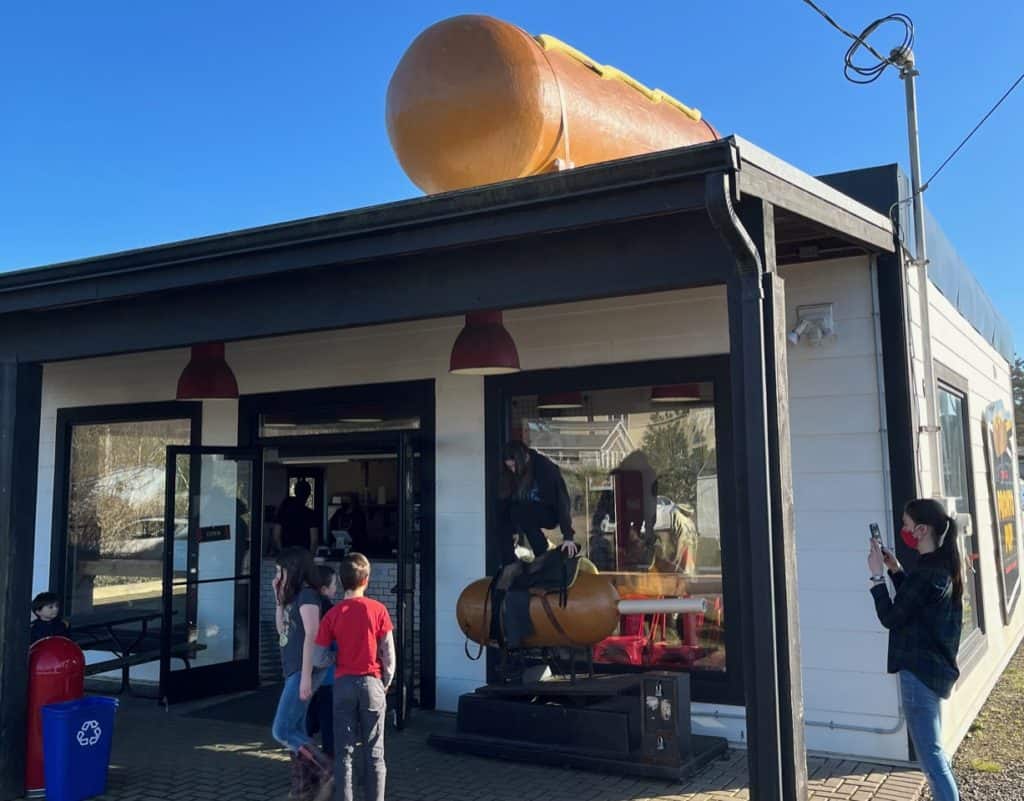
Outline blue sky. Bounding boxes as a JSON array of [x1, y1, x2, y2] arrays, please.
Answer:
[[2, 1, 1022, 344]]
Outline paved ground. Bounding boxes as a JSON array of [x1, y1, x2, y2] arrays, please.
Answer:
[[922, 638, 1024, 800], [91, 694, 926, 801]]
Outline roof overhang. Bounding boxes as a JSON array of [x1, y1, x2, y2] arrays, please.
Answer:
[[0, 136, 895, 362]]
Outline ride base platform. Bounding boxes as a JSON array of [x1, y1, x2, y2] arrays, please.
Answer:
[[427, 673, 729, 781]]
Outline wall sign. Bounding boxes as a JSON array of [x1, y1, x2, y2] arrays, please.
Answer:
[[983, 400, 1021, 622], [198, 524, 232, 544]]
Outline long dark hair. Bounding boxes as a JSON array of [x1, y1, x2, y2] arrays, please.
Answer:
[[904, 498, 964, 603], [500, 440, 533, 500], [275, 546, 318, 606]]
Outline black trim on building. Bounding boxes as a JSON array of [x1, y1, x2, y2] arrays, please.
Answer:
[[0, 363, 42, 801], [934, 361, 988, 673], [484, 356, 744, 707]]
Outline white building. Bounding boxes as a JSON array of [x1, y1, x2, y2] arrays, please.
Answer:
[[2, 137, 1021, 798]]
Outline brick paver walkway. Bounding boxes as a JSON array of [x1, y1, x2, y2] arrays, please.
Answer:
[[92, 695, 927, 801]]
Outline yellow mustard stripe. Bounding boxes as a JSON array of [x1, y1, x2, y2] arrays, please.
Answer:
[[534, 33, 702, 122]]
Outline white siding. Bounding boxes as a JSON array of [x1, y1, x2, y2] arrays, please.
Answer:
[[33, 257, 1017, 760], [905, 266, 1024, 753], [33, 287, 740, 730], [781, 256, 907, 760]]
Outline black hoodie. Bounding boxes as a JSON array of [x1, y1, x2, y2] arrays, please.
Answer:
[[518, 449, 574, 539]]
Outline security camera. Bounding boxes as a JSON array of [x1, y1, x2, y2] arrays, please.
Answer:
[[788, 319, 811, 345]]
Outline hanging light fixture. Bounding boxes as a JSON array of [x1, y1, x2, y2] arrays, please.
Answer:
[[536, 391, 585, 411], [449, 311, 521, 375], [176, 343, 239, 400], [650, 383, 702, 403]]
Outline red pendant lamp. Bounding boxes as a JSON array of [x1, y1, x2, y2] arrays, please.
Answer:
[[650, 383, 702, 403], [449, 311, 521, 375], [536, 391, 585, 410], [176, 343, 239, 400]]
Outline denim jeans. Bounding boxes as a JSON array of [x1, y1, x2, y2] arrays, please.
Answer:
[[333, 675, 387, 801], [306, 683, 335, 756], [900, 670, 959, 801], [271, 672, 315, 753]]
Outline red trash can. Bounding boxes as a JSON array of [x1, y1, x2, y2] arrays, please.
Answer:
[[26, 637, 85, 797]]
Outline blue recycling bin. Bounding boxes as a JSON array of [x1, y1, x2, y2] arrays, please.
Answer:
[[41, 696, 118, 801]]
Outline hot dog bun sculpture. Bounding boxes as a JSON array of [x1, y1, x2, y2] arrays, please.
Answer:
[[386, 14, 719, 194]]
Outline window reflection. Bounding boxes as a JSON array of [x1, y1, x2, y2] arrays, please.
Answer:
[[937, 386, 983, 637], [508, 384, 725, 673], [65, 419, 192, 615]]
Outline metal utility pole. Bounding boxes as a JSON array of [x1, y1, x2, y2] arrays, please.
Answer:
[[892, 48, 944, 498]]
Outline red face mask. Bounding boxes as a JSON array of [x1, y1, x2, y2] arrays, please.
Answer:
[[900, 526, 918, 550]]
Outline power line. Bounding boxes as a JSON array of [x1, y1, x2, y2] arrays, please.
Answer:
[[921, 71, 1024, 191], [799, 0, 887, 62], [800, 0, 913, 84], [888, 70, 1024, 228], [801, 0, 1024, 198]]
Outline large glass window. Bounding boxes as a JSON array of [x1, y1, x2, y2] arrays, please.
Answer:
[[938, 385, 983, 638], [508, 382, 726, 674], [63, 418, 193, 616]]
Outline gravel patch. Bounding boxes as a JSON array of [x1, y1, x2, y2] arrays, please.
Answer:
[[922, 637, 1024, 800]]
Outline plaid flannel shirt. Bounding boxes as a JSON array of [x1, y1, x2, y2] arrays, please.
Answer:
[[870, 552, 962, 699]]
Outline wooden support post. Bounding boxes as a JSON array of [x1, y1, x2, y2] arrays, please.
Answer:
[[708, 175, 806, 801], [762, 269, 808, 801], [0, 362, 42, 801]]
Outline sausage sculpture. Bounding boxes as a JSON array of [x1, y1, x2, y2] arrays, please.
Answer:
[[386, 14, 719, 194], [456, 572, 707, 649]]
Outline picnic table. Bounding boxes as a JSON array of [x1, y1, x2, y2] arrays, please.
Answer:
[[71, 608, 203, 694]]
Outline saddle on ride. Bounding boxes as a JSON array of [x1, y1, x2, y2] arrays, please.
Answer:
[[490, 551, 597, 649]]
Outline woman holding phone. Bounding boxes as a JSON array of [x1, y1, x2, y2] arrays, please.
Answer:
[[868, 498, 963, 801]]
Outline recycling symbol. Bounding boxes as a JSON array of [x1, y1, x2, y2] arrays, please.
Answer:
[[76, 720, 102, 747]]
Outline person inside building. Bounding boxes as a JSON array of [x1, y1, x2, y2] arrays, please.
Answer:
[[273, 480, 320, 553], [868, 498, 963, 801], [328, 493, 368, 554], [498, 440, 578, 565]]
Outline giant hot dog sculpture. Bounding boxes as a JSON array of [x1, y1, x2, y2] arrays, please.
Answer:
[[456, 572, 707, 649], [386, 15, 719, 194], [392, 16, 712, 650]]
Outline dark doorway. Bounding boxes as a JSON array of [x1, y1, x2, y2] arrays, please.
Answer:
[[238, 380, 436, 716]]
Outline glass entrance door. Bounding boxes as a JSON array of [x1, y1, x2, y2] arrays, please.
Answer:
[[161, 447, 260, 703]]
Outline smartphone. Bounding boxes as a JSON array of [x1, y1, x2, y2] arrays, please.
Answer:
[[869, 523, 889, 556]]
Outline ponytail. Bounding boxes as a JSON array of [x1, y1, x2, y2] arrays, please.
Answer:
[[904, 498, 964, 604]]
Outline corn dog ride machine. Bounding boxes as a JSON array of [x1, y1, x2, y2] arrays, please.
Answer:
[[389, 14, 728, 776], [427, 563, 727, 778]]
